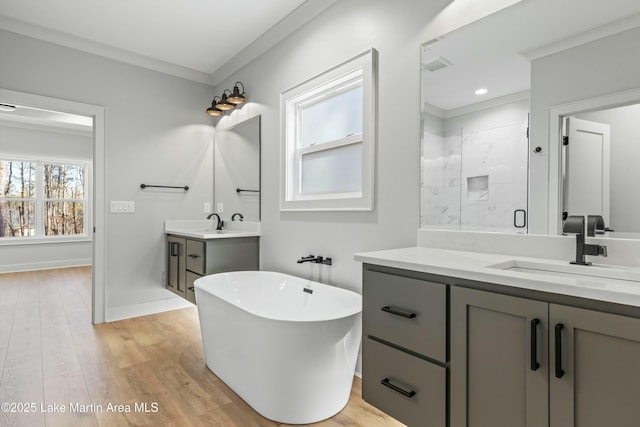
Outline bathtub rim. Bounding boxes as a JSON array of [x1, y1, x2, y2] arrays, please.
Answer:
[[194, 270, 362, 323]]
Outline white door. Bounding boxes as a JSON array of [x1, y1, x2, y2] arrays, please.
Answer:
[[563, 118, 610, 223]]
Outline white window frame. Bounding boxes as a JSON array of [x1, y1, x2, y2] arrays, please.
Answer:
[[0, 156, 91, 244], [280, 48, 377, 211]]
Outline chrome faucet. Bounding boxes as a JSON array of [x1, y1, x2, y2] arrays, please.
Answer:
[[563, 215, 607, 265], [206, 213, 224, 230]]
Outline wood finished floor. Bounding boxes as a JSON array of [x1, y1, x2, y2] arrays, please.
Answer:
[[0, 267, 404, 426]]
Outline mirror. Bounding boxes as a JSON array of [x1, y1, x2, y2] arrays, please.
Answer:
[[563, 102, 640, 239], [420, 8, 530, 234], [214, 115, 261, 221], [420, 1, 640, 237]]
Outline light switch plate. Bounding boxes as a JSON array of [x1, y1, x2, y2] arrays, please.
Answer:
[[217, 202, 224, 213], [110, 201, 135, 213], [204, 202, 211, 213]]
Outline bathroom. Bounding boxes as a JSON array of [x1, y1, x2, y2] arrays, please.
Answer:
[[3, 0, 640, 425]]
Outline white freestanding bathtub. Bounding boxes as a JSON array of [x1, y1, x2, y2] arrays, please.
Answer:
[[194, 271, 362, 424]]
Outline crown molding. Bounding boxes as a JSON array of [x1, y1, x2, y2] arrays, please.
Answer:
[[0, 116, 93, 136], [0, 16, 213, 85], [209, 0, 339, 86], [521, 12, 640, 61], [424, 90, 530, 119]]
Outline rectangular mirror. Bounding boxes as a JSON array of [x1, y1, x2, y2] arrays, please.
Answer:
[[214, 115, 260, 221], [420, 1, 640, 238], [420, 6, 530, 234]]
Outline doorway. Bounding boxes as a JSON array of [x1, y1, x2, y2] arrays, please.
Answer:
[[0, 88, 105, 323]]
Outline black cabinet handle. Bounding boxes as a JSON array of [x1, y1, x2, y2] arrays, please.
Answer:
[[381, 306, 417, 319], [530, 318, 540, 371], [188, 287, 194, 291], [188, 254, 200, 259], [555, 323, 565, 378], [170, 242, 179, 257], [381, 378, 416, 398]]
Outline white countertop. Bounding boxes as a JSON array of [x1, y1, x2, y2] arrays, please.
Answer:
[[354, 247, 640, 309], [165, 219, 260, 239]]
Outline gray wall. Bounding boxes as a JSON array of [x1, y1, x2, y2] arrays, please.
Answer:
[[0, 29, 215, 309], [529, 26, 640, 234], [213, 0, 453, 293]]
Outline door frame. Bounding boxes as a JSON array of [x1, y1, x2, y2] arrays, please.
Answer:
[[563, 117, 610, 223], [0, 88, 106, 324], [548, 87, 640, 235]]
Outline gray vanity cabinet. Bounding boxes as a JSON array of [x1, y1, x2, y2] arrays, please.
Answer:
[[166, 234, 259, 304], [362, 266, 447, 427], [167, 235, 187, 297], [452, 286, 640, 427], [549, 304, 640, 427], [451, 287, 549, 427]]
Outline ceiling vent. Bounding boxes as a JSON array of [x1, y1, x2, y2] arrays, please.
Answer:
[[422, 56, 452, 72]]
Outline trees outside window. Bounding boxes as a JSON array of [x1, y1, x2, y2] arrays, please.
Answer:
[[0, 159, 87, 239]]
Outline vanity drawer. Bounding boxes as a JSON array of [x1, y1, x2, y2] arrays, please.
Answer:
[[186, 239, 205, 274], [185, 271, 200, 304], [363, 338, 446, 427], [363, 268, 446, 361]]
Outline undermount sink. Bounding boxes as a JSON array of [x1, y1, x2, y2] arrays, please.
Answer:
[[488, 259, 640, 286]]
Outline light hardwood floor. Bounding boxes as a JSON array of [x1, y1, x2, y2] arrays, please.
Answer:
[[0, 267, 404, 427]]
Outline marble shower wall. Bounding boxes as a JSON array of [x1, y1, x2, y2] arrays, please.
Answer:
[[421, 117, 528, 233], [421, 129, 462, 228]]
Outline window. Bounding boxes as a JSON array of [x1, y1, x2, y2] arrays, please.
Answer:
[[281, 49, 377, 211], [0, 159, 89, 240]]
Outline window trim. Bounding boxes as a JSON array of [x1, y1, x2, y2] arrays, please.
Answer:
[[0, 156, 91, 244], [280, 48, 377, 211]]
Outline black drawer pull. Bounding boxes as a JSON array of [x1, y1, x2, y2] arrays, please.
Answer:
[[381, 306, 416, 319], [555, 323, 565, 379], [381, 378, 416, 398], [530, 318, 540, 371], [188, 254, 200, 259], [188, 287, 194, 291]]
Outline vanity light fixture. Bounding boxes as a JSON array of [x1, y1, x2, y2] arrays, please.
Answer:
[[206, 97, 224, 116], [205, 82, 248, 117], [215, 90, 235, 111], [475, 88, 488, 95], [0, 103, 17, 112], [227, 82, 246, 105]]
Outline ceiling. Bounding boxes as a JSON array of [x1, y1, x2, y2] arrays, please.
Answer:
[[0, 105, 93, 134], [0, 0, 335, 85], [422, 0, 640, 115]]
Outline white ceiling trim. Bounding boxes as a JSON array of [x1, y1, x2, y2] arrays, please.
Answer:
[[0, 117, 92, 136], [521, 12, 640, 60], [0, 0, 339, 87], [209, 0, 339, 86], [0, 15, 213, 85]]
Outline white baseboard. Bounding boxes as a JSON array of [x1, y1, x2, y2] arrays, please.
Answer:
[[0, 258, 92, 273], [106, 295, 194, 322]]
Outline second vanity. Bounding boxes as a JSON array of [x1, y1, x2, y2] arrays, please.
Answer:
[[165, 220, 259, 303], [355, 234, 640, 427]]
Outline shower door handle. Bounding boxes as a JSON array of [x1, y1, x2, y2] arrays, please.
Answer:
[[514, 209, 527, 228]]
